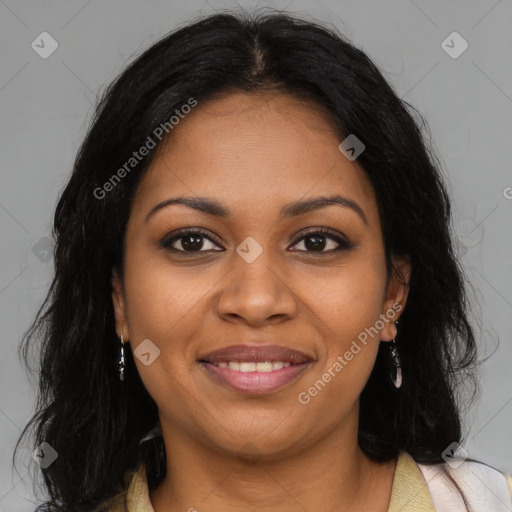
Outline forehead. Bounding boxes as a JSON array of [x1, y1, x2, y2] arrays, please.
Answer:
[[131, 91, 378, 224]]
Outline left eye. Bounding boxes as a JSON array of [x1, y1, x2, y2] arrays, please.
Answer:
[[290, 230, 351, 253]]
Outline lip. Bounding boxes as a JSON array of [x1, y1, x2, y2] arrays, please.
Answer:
[[200, 361, 312, 394], [199, 344, 312, 364], [198, 344, 313, 394]]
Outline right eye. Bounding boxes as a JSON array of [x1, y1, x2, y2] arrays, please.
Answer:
[[160, 229, 224, 253]]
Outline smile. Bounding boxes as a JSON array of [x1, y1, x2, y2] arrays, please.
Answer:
[[198, 343, 314, 394]]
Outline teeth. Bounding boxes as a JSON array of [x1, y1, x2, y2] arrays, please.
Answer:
[[256, 361, 273, 372], [215, 361, 292, 372], [240, 362, 256, 372]]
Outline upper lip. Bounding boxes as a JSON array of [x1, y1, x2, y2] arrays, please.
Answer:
[[199, 344, 312, 364]]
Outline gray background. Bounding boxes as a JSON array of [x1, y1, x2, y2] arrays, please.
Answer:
[[1, 0, 511, 510]]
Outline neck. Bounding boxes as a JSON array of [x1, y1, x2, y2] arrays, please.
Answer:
[[149, 416, 397, 511]]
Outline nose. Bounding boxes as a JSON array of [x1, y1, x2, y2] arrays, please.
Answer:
[[214, 245, 298, 327]]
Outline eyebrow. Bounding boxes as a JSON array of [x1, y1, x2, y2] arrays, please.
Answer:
[[145, 194, 368, 225]]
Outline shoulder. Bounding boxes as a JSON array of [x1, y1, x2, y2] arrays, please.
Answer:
[[507, 473, 512, 496], [123, 463, 154, 511], [99, 463, 152, 512], [415, 455, 512, 512]]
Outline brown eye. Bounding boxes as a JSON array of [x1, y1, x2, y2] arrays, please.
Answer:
[[161, 229, 223, 253], [289, 228, 353, 254]]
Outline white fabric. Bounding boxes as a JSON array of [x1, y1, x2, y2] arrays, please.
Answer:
[[417, 459, 512, 511]]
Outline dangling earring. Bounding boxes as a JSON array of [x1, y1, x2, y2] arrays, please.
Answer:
[[388, 322, 402, 389], [118, 333, 126, 381]]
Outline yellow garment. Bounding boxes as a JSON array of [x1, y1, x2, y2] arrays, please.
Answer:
[[107, 451, 512, 511]]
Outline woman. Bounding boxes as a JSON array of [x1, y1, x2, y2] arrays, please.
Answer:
[[15, 9, 512, 512]]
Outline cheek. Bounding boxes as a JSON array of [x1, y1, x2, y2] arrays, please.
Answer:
[[123, 244, 216, 338], [121, 246, 209, 386], [301, 252, 387, 335], [299, 253, 387, 392]]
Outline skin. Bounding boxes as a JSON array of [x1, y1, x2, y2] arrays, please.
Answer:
[[112, 91, 411, 512]]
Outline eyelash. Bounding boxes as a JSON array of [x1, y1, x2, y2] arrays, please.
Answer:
[[160, 227, 353, 255]]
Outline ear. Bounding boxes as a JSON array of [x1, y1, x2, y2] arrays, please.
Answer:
[[380, 254, 411, 342], [111, 267, 130, 342]]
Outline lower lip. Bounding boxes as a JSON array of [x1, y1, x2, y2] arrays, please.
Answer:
[[199, 361, 311, 394]]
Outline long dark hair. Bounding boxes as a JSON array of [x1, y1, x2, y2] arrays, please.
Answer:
[[15, 8, 480, 511]]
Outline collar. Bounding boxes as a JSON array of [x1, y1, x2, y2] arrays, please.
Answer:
[[388, 451, 436, 511]]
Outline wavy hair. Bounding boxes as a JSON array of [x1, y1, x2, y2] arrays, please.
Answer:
[[15, 8, 479, 511]]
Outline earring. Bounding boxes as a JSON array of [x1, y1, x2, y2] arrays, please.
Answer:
[[118, 333, 126, 381], [388, 322, 402, 389]]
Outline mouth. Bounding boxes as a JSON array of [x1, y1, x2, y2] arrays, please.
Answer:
[[198, 344, 313, 394]]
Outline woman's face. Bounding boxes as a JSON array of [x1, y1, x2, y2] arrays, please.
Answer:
[[112, 91, 409, 459]]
